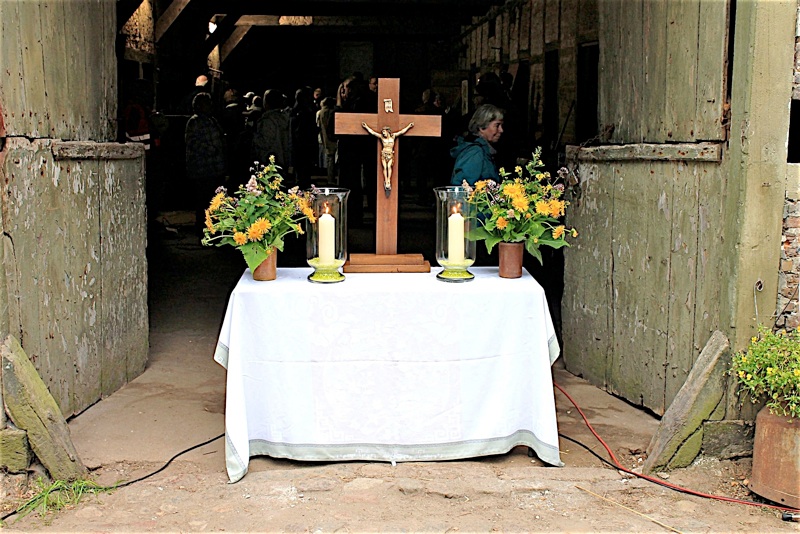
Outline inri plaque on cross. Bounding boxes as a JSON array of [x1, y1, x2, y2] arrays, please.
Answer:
[[335, 78, 441, 272]]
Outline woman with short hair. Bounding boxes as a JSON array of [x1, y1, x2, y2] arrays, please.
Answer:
[[449, 104, 504, 186]]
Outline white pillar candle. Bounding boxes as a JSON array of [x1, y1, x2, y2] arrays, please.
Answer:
[[319, 211, 336, 264], [447, 209, 464, 263]]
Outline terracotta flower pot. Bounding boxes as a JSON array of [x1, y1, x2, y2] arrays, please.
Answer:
[[749, 405, 800, 508], [498, 242, 524, 278], [252, 249, 277, 281]]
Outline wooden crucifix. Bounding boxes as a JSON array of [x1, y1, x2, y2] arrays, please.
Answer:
[[335, 78, 441, 272]]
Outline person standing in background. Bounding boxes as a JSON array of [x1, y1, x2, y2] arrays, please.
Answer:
[[317, 96, 338, 184], [185, 92, 226, 236]]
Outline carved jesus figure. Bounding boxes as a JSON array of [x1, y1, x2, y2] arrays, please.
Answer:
[[362, 122, 414, 191]]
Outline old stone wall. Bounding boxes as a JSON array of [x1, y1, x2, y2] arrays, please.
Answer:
[[779, 168, 800, 330], [121, 0, 156, 64]]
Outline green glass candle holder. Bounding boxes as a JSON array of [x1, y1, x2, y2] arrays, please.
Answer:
[[307, 257, 346, 283], [306, 187, 350, 284], [434, 186, 477, 283]]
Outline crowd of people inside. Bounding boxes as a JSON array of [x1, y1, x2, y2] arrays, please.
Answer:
[[132, 69, 531, 230]]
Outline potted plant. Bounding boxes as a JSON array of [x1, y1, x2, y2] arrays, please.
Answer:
[[201, 157, 316, 280], [731, 325, 800, 508], [463, 147, 577, 278]]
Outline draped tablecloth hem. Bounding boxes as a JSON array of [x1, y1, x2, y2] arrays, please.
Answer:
[[225, 433, 247, 484], [224, 429, 563, 483], [548, 334, 560, 365], [214, 342, 230, 369]]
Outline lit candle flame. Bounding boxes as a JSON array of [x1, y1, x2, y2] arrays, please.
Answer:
[[451, 203, 461, 215], [324, 202, 330, 215]]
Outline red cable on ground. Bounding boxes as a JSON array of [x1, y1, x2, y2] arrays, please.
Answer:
[[553, 382, 799, 514]]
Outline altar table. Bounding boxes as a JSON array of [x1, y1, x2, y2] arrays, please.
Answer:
[[214, 267, 563, 483]]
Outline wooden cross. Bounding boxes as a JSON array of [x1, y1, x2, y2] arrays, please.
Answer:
[[335, 78, 441, 266]]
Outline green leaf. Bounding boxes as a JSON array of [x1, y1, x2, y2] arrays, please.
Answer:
[[536, 237, 570, 250], [240, 243, 269, 273], [484, 234, 503, 253], [466, 226, 493, 241], [526, 242, 543, 264]]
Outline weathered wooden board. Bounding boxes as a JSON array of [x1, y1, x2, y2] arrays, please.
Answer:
[[597, 0, 621, 141], [18, 1, 48, 138], [2, 138, 147, 416], [695, 0, 728, 141], [665, 161, 701, 404], [608, 161, 670, 412], [564, 145, 732, 415], [665, 0, 700, 142], [598, 0, 726, 144], [530, 0, 543, 58], [642, 0, 668, 142], [518, 2, 531, 54], [562, 161, 613, 386], [100, 159, 148, 391], [509, 6, 519, 62], [0, 0, 115, 141], [2, 335, 87, 481], [544, 0, 559, 45], [38, 1, 68, 137], [575, 143, 722, 162], [618, 0, 643, 142]]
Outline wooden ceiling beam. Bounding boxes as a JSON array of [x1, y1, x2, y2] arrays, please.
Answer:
[[155, 0, 192, 42], [219, 24, 251, 64]]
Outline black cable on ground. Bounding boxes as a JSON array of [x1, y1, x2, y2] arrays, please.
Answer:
[[1, 433, 224, 522]]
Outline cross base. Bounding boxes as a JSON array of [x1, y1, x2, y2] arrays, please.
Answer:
[[343, 253, 431, 273]]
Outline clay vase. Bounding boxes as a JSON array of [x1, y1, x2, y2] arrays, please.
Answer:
[[498, 242, 524, 278], [748, 405, 800, 508], [252, 249, 277, 281]]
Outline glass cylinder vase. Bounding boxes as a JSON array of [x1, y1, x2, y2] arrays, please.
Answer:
[[306, 187, 349, 283], [434, 186, 476, 282]]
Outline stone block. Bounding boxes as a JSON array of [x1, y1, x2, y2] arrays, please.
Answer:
[[1, 335, 87, 481], [0, 427, 31, 472], [667, 427, 704, 469], [0, 472, 29, 502], [701, 420, 755, 459], [643, 331, 730, 474]]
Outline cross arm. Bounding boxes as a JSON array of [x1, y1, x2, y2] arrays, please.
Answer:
[[397, 114, 442, 137], [334, 113, 377, 135]]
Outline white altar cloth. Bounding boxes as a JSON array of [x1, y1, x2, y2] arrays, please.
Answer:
[[215, 267, 563, 483]]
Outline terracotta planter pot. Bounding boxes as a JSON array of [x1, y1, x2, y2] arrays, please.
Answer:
[[749, 405, 800, 508], [252, 249, 277, 281], [498, 242, 524, 278]]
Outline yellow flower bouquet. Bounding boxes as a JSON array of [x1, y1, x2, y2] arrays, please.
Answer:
[[201, 157, 316, 272], [731, 325, 800, 419], [463, 147, 577, 264]]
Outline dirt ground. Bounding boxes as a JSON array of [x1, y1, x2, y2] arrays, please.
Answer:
[[2, 209, 799, 533]]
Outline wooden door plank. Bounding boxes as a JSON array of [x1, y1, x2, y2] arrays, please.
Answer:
[[609, 162, 670, 413], [17, 2, 48, 138], [597, 0, 622, 142], [643, 0, 669, 142], [666, 0, 700, 142], [39, 0, 70, 138], [562, 160, 613, 387], [0, 0, 26, 136], [695, 0, 728, 141], [619, 0, 644, 141], [100, 158, 149, 393], [665, 161, 701, 406]]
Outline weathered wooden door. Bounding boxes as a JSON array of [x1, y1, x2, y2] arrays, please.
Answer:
[[562, 0, 731, 415]]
